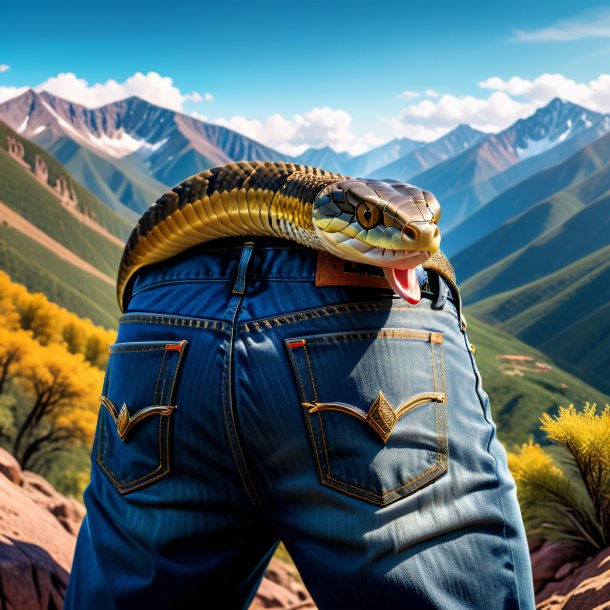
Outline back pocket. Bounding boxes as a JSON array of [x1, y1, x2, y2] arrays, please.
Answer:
[[285, 329, 447, 506], [95, 339, 187, 494]]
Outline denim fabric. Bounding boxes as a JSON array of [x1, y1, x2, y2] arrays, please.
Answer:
[[65, 237, 536, 610]]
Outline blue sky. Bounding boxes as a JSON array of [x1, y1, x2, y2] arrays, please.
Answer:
[[2, 0, 610, 153]]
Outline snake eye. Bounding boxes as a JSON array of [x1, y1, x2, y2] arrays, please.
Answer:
[[356, 202, 382, 229]]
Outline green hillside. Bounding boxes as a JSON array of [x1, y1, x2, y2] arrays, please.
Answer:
[[460, 190, 610, 304], [45, 135, 165, 217], [0, 224, 119, 327], [0, 122, 134, 240], [468, 246, 610, 393], [464, 315, 610, 448], [0, 122, 125, 326], [0, 142, 123, 278], [446, 130, 610, 258]]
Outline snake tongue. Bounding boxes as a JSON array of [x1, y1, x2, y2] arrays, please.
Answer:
[[383, 267, 421, 305]]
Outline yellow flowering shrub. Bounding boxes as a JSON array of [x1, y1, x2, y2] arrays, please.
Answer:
[[509, 403, 610, 555]]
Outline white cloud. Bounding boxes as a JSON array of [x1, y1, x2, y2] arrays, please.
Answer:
[[0, 65, 9, 73], [31, 71, 212, 112], [398, 90, 420, 100], [512, 8, 610, 42], [214, 107, 383, 156], [0, 86, 28, 104], [392, 91, 527, 139], [425, 89, 440, 98], [390, 72, 610, 142], [190, 111, 209, 121], [478, 73, 610, 113]]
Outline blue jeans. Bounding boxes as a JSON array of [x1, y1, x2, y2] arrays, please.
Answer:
[[65, 238, 535, 609]]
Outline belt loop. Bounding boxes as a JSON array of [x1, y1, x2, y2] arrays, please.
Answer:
[[232, 241, 255, 295], [431, 273, 448, 310]]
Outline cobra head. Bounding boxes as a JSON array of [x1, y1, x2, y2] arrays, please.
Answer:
[[312, 179, 442, 303]]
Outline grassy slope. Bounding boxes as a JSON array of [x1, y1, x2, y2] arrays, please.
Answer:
[[460, 190, 610, 305], [446, 130, 610, 258], [0, 122, 134, 240], [45, 135, 166, 216], [464, 315, 610, 450], [0, 146, 123, 277], [0, 224, 119, 327], [466, 247, 610, 395]]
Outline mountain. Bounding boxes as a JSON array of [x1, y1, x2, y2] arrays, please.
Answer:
[[295, 138, 425, 177], [370, 124, 485, 181], [295, 146, 352, 174], [467, 244, 610, 394], [0, 91, 287, 214], [344, 137, 423, 177], [0, 121, 125, 326], [459, 188, 610, 305], [447, 130, 610, 265], [410, 98, 610, 231]]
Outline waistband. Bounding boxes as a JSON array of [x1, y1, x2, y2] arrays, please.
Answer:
[[127, 236, 450, 306]]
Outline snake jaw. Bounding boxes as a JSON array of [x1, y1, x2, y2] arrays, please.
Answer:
[[313, 179, 441, 270]]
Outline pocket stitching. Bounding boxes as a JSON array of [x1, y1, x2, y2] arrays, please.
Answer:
[[291, 332, 449, 503], [288, 348, 328, 486], [95, 340, 186, 494], [153, 349, 168, 404], [96, 413, 168, 490]]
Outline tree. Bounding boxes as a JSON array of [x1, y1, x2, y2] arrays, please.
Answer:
[[0, 327, 33, 395], [11, 342, 103, 470]]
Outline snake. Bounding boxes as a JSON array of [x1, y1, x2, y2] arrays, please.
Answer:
[[116, 161, 458, 313]]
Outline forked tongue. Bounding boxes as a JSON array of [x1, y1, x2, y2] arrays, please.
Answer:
[[383, 267, 421, 305]]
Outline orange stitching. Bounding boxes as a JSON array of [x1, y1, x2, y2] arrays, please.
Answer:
[[302, 344, 318, 402], [431, 341, 437, 393], [96, 412, 169, 488], [317, 409, 332, 478], [94, 338, 188, 494], [289, 326, 450, 504], [243, 301, 455, 332], [154, 348, 168, 405], [287, 345, 329, 483], [167, 341, 187, 404], [325, 462, 441, 498]]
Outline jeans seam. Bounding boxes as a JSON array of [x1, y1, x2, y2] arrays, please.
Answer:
[[119, 312, 231, 334], [96, 409, 172, 493], [463, 330, 522, 607], [222, 297, 263, 509], [241, 301, 455, 332]]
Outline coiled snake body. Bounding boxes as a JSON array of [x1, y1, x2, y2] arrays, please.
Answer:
[[117, 161, 457, 311]]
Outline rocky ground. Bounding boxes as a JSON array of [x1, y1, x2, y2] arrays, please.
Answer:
[[0, 448, 314, 609], [0, 446, 607, 609], [530, 539, 610, 609]]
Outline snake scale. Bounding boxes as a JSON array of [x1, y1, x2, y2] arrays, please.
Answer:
[[117, 161, 458, 312]]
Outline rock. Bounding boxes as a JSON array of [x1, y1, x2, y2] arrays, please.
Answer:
[[0, 472, 76, 609], [264, 558, 312, 602], [251, 575, 315, 609], [530, 542, 577, 593], [0, 462, 314, 609], [0, 447, 21, 485], [553, 562, 576, 581], [21, 471, 85, 535], [536, 546, 610, 609]]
